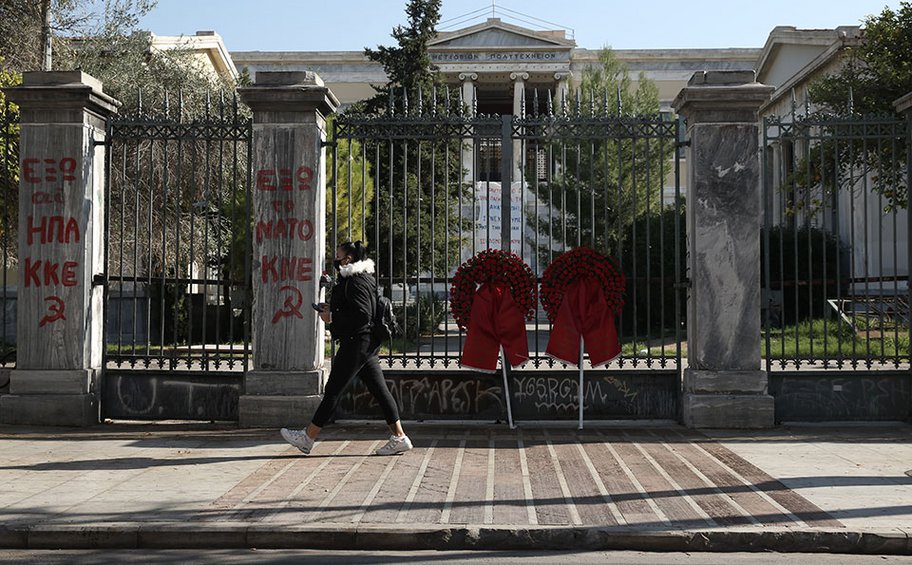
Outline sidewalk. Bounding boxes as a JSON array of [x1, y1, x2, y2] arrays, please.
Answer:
[[0, 421, 910, 554]]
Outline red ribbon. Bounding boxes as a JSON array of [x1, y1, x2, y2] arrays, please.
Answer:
[[546, 277, 620, 367], [461, 282, 529, 372]]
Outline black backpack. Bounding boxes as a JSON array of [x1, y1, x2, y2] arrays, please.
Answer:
[[371, 285, 399, 342]]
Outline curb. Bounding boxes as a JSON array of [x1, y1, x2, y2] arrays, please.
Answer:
[[0, 524, 909, 554]]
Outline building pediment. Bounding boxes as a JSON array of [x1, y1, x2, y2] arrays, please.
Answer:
[[430, 18, 575, 50]]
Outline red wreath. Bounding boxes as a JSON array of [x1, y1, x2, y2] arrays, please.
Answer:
[[450, 249, 536, 371], [450, 249, 537, 330], [541, 247, 626, 367], [540, 247, 625, 323]]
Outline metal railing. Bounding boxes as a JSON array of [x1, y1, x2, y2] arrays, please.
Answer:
[[103, 93, 253, 372], [762, 107, 911, 371], [0, 97, 18, 367], [332, 88, 684, 371]]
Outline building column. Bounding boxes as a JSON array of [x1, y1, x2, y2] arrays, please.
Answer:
[[510, 72, 528, 179], [554, 72, 572, 114], [237, 71, 338, 427], [0, 72, 119, 426], [459, 73, 477, 186], [672, 71, 775, 428]]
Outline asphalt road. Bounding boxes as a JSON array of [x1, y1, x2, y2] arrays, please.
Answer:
[[1, 550, 910, 564]]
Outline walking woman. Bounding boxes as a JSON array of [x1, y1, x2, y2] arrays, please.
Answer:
[[281, 241, 412, 456]]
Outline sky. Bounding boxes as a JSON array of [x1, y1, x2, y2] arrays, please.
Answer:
[[137, 0, 900, 52]]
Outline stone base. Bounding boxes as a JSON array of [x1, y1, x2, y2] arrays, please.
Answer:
[[1, 393, 98, 427], [244, 370, 324, 396], [9, 369, 95, 395], [682, 392, 774, 429], [683, 369, 768, 394], [238, 394, 323, 428]]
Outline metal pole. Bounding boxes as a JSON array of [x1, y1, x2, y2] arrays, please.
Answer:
[[578, 337, 584, 430], [500, 115, 513, 252], [500, 347, 516, 429]]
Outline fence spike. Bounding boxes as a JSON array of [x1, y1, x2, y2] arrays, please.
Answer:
[[388, 88, 395, 116], [533, 88, 540, 118], [403, 88, 409, 116], [417, 87, 424, 116], [616, 85, 622, 115], [546, 89, 553, 117], [432, 86, 438, 117]]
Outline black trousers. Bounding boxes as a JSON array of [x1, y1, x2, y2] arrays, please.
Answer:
[[311, 333, 400, 427]]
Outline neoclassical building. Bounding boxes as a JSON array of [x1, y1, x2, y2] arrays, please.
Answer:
[[231, 18, 761, 113]]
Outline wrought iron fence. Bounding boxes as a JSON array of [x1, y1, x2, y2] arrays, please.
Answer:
[[332, 88, 684, 371], [104, 93, 253, 371], [0, 97, 18, 368], [762, 106, 911, 371]]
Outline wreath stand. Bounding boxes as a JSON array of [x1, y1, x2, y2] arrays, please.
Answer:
[[501, 347, 516, 429], [577, 338, 585, 430]]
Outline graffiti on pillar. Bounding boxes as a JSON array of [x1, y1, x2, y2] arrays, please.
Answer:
[[21, 156, 82, 331], [38, 295, 66, 327], [256, 163, 315, 322], [271, 285, 304, 324]]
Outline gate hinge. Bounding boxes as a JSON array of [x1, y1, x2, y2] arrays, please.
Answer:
[[676, 139, 691, 148], [92, 274, 106, 287], [93, 139, 111, 147], [674, 278, 692, 289], [321, 140, 337, 148]]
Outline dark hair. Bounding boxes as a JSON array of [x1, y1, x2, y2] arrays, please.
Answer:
[[338, 240, 367, 262]]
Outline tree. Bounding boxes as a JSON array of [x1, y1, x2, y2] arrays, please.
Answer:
[[362, 0, 442, 114], [326, 116, 375, 247], [353, 0, 467, 282], [0, 1, 156, 73], [797, 2, 912, 211]]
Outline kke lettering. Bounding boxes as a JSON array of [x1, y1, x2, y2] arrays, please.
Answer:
[[260, 256, 314, 283], [23, 258, 78, 288]]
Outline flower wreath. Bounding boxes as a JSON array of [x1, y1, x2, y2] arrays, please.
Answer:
[[450, 249, 537, 330], [539, 247, 626, 323]]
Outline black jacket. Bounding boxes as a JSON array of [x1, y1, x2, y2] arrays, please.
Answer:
[[329, 258, 376, 341]]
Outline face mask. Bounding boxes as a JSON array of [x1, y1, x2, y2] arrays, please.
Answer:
[[333, 259, 343, 271]]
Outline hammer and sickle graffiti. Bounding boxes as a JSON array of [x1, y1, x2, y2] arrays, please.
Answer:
[[39, 295, 66, 328], [271, 285, 304, 324]]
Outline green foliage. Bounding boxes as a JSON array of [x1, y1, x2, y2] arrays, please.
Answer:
[[393, 295, 446, 341], [617, 205, 686, 334], [327, 116, 375, 247], [762, 225, 846, 324], [350, 0, 468, 279], [528, 49, 673, 263], [810, 2, 912, 115], [800, 3, 912, 210]]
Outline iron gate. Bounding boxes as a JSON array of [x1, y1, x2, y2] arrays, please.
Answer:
[[761, 104, 912, 421], [330, 88, 685, 382], [100, 94, 252, 420]]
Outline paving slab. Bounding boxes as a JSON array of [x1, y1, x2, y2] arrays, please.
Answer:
[[0, 421, 909, 553]]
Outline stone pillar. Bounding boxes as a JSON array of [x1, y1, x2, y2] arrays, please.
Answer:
[[459, 73, 477, 186], [554, 72, 572, 114], [671, 71, 775, 429], [0, 72, 119, 426], [237, 71, 338, 427], [510, 72, 528, 178]]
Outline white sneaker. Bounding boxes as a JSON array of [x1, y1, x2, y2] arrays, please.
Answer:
[[281, 428, 315, 454], [376, 434, 413, 456]]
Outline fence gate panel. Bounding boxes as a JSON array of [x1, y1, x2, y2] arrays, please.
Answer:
[[762, 107, 911, 422], [101, 96, 252, 421], [331, 89, 684, 420]]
